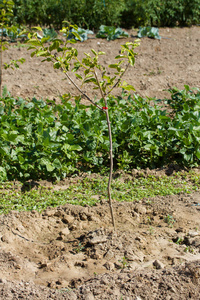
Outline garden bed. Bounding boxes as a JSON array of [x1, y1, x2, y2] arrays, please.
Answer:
[[0, 26, 200, 299]]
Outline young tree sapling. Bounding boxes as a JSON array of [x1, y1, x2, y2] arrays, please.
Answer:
[[26, 24, 140, 229]]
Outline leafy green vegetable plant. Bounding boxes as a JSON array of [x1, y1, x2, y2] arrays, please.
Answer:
[[0, 27, 27, 42], [25, 23, 139, 229], [42, 28, 57, 41], [165, 85, 200, 112], [1, 86, 200, 184], [67, 27, 94, 42], [96, 25, 129, 41], [137, 26, 161, 39]]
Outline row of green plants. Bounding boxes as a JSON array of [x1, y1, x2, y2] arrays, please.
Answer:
[[9, 0, 200, 29], [0, 86, 200, 181], [0, 24, 130, 42]]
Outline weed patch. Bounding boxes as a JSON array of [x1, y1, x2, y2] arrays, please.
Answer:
[[0, 172, 198, 214]]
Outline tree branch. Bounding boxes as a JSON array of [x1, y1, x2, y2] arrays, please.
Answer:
[[62, 69, 104, 111], [105, 63, 130, 96]]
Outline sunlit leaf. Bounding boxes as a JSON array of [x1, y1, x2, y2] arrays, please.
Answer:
[[75, 74, 83, 80]]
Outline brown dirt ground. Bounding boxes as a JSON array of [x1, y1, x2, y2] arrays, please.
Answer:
[[0, 27, 200, 299], [3, 26, 200, 101]]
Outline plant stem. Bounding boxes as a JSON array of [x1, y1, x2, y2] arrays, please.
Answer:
[[106, 63, 130, 96], [94, 70, 116, 230], [62, 69, 104, 111], [104, 108, 116, 230], [63, 66, 116, 229]]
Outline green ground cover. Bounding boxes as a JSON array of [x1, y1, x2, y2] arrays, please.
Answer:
[[0, 170, 199, 214]]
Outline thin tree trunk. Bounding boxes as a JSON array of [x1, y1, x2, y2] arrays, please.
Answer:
[[93, 70, 116, 230], [63, 68, 116, 229], [105, 108, 116, 230]]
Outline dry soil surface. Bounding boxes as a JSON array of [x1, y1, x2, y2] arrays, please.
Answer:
[[1, 27, 200, 299], [3, 26, 200, 101], [1, 176, 200, 299]]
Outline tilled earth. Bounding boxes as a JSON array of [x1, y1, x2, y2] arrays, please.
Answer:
[[0, 26, 200, 299], [1, 174, 200, 299], [3, 26, 200, 101]]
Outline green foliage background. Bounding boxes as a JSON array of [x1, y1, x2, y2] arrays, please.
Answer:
[[1, 86, 200, 181], [12, 0, 125, 28], [121, 0, 200, 28], [10, 0, 200, 29]]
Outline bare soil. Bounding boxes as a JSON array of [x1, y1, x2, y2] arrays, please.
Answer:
[[3, 26, 200, 101], [1, 27, 200, 299]]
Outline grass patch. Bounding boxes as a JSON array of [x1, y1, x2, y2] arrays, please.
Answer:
[[0, 170, 199, 214]]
